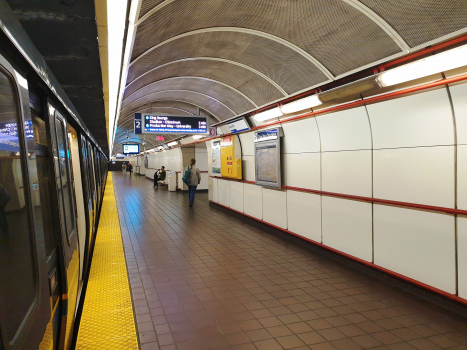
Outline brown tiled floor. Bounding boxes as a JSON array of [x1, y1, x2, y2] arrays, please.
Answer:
[[112, 173, 467, 350]]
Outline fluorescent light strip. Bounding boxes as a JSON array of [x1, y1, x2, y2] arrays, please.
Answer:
[[280, 94, 321, 114], [253, 107, 282, 122], [379, 44, 467, 87], [192, 135, 204, 140], [167, 141, 178, 147]]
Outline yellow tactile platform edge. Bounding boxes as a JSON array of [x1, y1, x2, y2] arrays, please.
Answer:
[[76, 173, 138, 349]]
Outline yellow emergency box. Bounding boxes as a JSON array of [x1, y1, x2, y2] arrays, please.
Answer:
[[220, 136, 242, 179]]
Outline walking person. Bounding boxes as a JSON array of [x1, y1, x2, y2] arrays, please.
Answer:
[[127, 162, 133, 176], [122, 162, 126, 175], [153, 166, 166, 188], [186, 158, 201, 207]]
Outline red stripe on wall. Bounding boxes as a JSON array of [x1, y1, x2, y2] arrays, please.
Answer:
[[209, 200, 467, 306]]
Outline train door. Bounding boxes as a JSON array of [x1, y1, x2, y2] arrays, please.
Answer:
[[47, 105, 79, 350], [29, 90, 63, 350], [0, 55, 50, 349]]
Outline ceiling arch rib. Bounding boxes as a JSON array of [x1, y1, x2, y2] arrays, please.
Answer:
[[124, 59, 284, 107], [341, 0, 409, 53], [126, 33, 328, 97], [131, 27, 334, 80], [133, 0, 401, 77], [124, 76, 258, 109], [122, 77, 257, 115]]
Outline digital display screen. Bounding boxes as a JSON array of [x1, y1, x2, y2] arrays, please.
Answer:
[[123, 144, 139, 154], [0, 121, 33, 139], [143, 115, 208, 134]]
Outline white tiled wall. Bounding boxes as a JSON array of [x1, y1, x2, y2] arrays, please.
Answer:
[[368, 89, 455, 149], [449, 82, 467, 145], [229, 181, 244, 212], [208, 85, 465, 300], [458, 217, 467, 299], [373, 146, 455, 207], [262, 188, 287, 229], [322, 197, 373, 262], [322, 150, 372, 197], [374, 205, 456, 293], [287, 190, 321, 243]]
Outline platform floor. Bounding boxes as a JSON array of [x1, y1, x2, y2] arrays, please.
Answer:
[[113, 172, 467, 350]]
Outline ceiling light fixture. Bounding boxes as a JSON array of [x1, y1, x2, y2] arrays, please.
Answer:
[[378, 44, 467, 87], [167, 141, 178, 147], [253, 107, 282, 122], [158, 146, 163, 150], [192, 135, 204, 140], [280, 95, 322, 114]]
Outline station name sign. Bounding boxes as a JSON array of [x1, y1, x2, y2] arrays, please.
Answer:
[[134, 113, 208, 135]]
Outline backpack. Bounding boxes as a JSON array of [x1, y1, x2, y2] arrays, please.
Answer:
[[182, 167, 191, 185]]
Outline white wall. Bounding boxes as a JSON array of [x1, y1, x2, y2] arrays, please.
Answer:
[[209, 83, 467, 298]]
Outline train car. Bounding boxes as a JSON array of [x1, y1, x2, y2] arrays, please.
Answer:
[[0, 3, 108, 349]]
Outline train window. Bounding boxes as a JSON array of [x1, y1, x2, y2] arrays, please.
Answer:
[[0, 67, 37, 342], [55, 117, 76, 240]]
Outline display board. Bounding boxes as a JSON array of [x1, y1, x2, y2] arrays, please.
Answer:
[[254, 128, 283, 188], [123, 144, 139, 154], [142, 114, 208, 134], [220, 136, 242, 179], [227, 117, 250, 133], [211, 140, 221, 174]]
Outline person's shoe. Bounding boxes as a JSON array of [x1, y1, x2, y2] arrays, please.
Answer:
[[189, 203, 193, 207]]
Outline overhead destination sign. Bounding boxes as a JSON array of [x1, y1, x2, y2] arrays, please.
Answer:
[[141, 114, 208, 134]]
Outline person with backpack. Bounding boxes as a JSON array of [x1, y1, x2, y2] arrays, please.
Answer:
[[183, 158, 201, 207], [153, 166, 166, 188]]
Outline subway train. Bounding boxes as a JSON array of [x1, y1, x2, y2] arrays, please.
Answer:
[[0, 4, 107, 350]]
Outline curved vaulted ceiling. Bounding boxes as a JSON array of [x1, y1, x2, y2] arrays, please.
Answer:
[[113, 0, 467, 154]]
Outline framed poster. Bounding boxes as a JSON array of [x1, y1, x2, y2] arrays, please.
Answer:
[[254, 128, 283, 188], [211, 140, 221, 174]]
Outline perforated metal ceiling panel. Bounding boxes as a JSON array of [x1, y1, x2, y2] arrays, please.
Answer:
[[113, 0, 467, 153], [139, 0, 165, 18], [122, 77, 256, 115], [121, 90, 235, 121], [126, 59, 284, 107], [360, 0, 467, 48], [128, 31, 329, 94], [133, 0, 401, 76]]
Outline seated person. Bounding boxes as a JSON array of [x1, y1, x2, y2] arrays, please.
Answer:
[[153, 166, 166, 188]]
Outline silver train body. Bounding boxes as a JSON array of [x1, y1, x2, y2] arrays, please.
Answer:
[[0, 2, 107, 349]]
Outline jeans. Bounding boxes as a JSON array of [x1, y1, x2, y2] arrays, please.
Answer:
[[154, 176, 159, 187], [188, 185, 197, 204]]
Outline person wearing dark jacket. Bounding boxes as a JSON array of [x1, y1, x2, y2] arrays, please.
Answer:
[[127, 163, 133, 176], [153, 166, 166, 188]]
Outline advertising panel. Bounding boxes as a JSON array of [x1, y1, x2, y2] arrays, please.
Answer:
[[211, 140, 221, 174], [254, 128, 283, 188]]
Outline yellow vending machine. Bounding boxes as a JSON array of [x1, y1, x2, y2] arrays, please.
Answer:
[[220, 135, 242, 179]]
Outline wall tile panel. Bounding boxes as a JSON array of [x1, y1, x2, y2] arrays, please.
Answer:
[[239, 132, 255, 156], [282, 118, 320, 154], [284, 153, 320, 190], [322, 150, 372, 197], [449, 82, 467, 145], [368, 89, 454, 149], [458, 145, 467, 211], [242, 155, 255, 182], [317, 106, 371, 152], [374, 205, 456, 294], [458, 217, 467, 299], [229, 181, 244, 213], [287, 190, 321, 243], [322, 197, 372, 262], [217, 179, 230, 207], [244, 183, 262, 220], [262, 188, 287, 229], [373, 146, 455, 208]]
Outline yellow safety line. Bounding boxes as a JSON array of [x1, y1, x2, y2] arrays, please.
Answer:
[[76, 173, 138, 349]]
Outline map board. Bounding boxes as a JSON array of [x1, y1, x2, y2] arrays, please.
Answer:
[[255, 144, 278, 183], [254, 128, 283, 188]]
